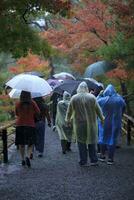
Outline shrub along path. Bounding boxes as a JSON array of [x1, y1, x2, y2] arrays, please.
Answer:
[[0, 126, 134, 200]]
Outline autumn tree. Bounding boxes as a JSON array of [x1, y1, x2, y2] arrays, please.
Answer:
[[42, 0, 117, 73]]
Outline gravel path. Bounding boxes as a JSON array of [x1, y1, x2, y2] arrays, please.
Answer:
[[0, 126, 134, 200]]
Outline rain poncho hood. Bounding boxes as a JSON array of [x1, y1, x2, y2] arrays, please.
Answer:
[[66, 85, 104, 144], [103, 84, 116, 97], [56, 91, 72, 141], [77, 82, 89, 93], [97, 84, 126, 145], [63, 91, 71, 101]]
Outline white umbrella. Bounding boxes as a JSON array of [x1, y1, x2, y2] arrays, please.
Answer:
[[6, 74, 52, 96], [53, 72, 76, 80], [9, 89, 48, 99]]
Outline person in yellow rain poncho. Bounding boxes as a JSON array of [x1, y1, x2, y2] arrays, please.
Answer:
[[56, 91, 72, 154], [65, 82, 104, 166]]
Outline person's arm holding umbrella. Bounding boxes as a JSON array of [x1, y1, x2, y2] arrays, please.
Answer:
[[43, 104, 51, 127], [65, 100, 73, 126], [95, 100, 105, 124], [32, 100, 40, 115]]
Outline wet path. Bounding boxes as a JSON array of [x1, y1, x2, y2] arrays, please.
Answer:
[[0, 126, 134, 200]]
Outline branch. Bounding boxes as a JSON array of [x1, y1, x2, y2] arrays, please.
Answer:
[[22, 2, 46, 31], [90, 28, 108, 45]]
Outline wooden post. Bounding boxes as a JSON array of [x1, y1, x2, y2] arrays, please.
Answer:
[[127, 120, 131, 145], [2, 129, 8, 163]]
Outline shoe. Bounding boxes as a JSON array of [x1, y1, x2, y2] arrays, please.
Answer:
[[90, 162, 99, 166], [52, 126, 56, 132], [62, 151, 66, 154], [98, 155, 106, 162], [38, 153, 43, 158], [21, 160, 26, 166], [25, 157, 31, 168], [107, 160, 114, 165], [79, 163, 90, 167], [30, 153, 33, 159], [66, 148, 71, 152]]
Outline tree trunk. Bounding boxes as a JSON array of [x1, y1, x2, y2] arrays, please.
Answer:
[[49, 57, 55, 78]]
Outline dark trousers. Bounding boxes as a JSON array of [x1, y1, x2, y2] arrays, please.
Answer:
[[100, 144, 116, 161], [35, 121, 45, 153], [78, 142, 98, 165], [61, 140, 71, 152]]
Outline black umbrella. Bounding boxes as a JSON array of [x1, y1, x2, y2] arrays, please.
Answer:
[[53, 79, 100, 95]]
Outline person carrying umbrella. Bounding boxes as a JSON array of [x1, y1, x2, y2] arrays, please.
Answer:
[[56, 91, 72, 154], [15, 91, 40, 167], [65, 82, 104, 166]]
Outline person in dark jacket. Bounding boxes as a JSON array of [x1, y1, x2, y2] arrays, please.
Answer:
[[34, 97, 51, 157]]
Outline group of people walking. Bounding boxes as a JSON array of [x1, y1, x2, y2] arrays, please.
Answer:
[[14, 81, 126, 168], [56, 82, 126, 166]]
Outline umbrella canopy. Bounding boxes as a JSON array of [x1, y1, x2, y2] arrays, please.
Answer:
[[9, 89, 47, 99], [47, 78, 63, 89], [24, 71, 44, 78], [84, 61, 117, 78], [53, 72, 76, 80], [53, 79, 100, 95], [6, 74, 52, 96]]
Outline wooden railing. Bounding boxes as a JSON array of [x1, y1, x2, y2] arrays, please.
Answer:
[[122, 114, 134, 145], [0, 120, 15, 163]]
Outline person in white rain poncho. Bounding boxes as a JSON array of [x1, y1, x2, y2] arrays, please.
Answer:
[[65, 82, 104, 166], [56, 91, 73, 154]]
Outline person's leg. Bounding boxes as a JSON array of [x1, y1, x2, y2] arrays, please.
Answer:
[[66, 141, 71, 151], [99, 144, 107, 161], [35, 121, 45, 156], [25, 144, 33, 167], [77, 142, 88, 165], [107, 145, 116, 164], [19, 145, 25, 160], [61, 140, 67, 154], [88, 144, 98, 164], [97, 144, 101, 154], [27, 145, 33, 158], [19, 145, 25, 166]]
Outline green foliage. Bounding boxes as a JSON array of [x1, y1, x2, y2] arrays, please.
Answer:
[[0, 0, 70, 59], [0, 113, 11, 122], [97, 33, 134, 69], [0, 71, 10, 93]]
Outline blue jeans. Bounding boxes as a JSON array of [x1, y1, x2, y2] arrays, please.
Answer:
[[78, 142, 98, 165], [35, 121, 45, 153], [100, 144, 116, 161]]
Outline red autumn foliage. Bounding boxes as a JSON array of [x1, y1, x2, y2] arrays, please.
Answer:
[[9, 53, 50, 76], [41, 0, 116, 73]]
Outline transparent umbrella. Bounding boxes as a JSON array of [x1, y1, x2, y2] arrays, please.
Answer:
[[6, 74, 52, 96], [84, 61, 117, 78], [53, 72, 76, 80], [8, 89, 48, 99]]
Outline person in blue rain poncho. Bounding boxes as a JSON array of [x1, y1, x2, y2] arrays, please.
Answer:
[[97, 84, 126, 165]]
